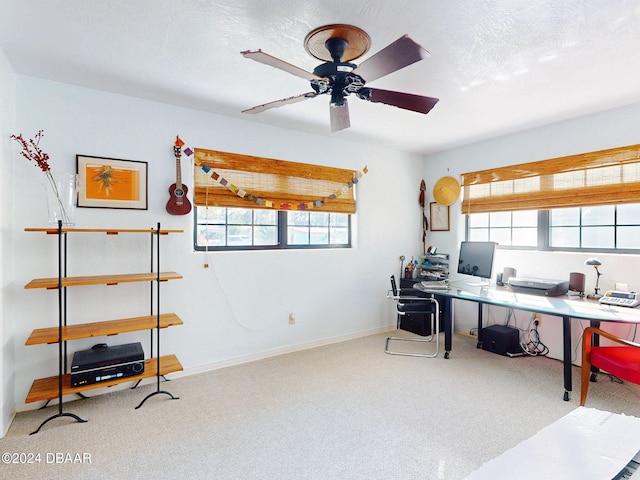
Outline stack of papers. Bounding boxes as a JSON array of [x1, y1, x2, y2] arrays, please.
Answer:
[[465, 407, 640, 480]]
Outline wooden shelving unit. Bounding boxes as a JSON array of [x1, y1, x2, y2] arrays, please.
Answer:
[[24, 223, 184, 434]]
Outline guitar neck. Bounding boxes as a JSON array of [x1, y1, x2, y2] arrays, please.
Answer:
[[174, 151, 182, 188]]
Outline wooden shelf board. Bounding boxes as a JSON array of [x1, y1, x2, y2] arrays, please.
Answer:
[[25, 271, 182, 289], [26, 313, 183, 345], [25, 228, 183, 234], [25, 355, 183, 403]]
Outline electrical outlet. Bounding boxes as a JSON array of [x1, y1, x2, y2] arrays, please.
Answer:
[[288, 313, 295, 325]]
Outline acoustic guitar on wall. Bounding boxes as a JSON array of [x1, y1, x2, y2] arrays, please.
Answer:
[[166, 136, 192, 215]]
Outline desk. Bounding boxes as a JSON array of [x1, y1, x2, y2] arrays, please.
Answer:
[[414, 281, 640, 400]]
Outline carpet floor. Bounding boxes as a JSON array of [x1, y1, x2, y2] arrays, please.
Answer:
[[2, 332, 639, 479]]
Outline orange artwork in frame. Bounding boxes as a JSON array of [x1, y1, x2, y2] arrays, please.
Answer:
[[76, 155, 148, 209]]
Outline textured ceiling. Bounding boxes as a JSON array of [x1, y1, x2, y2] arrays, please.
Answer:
[[2, 0, 640, 154]]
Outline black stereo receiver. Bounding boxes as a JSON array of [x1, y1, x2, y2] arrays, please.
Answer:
[[71, 342, 145, 387]]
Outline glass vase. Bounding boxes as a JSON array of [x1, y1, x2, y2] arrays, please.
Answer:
[[45, 173, 78, 226]]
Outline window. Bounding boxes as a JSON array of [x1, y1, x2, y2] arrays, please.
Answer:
[[195, 207, 277, 248], [468, 210, 538, 247], [549, 204, 640, 250], [287, 211, 350, 246], [194, 207, 351, 250], [462, 143, 640, 253], [466, 203, 640, 252], [192, 148, 358, 250]]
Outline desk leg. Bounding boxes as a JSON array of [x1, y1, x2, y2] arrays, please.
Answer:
[[589, 320, 601, 381], [476, 304, 483, 349], [563, 315, 571, 401], [444, 296, 452, 359]]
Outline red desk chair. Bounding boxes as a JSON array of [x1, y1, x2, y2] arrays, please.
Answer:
[[580, 326, 640, 406]]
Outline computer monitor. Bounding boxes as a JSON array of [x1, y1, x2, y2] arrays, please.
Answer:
[[457, 241, 496, 280]]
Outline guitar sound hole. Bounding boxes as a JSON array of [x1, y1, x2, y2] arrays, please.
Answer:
[[174, 190, 184, 197]]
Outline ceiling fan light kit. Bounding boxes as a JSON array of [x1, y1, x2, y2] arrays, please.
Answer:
[[241, 24, 439, 132]]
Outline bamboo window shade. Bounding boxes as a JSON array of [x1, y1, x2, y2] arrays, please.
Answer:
[[461, 143, 640, 214], [193, 148, 357, 214]]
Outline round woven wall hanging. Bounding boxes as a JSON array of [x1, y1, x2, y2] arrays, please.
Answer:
[[433, 176, 461, 206]]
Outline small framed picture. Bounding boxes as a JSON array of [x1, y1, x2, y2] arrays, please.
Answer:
[[77, 155, 148, 210], [430, 202, 450, 231]]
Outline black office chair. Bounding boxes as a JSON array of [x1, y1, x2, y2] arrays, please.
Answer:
[[385, 275, 440, 357]]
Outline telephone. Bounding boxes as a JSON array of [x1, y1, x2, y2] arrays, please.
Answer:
[[599, 291, 640, 308]]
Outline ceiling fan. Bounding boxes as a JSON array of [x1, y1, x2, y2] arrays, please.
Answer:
[[241, 24, 439, 132]]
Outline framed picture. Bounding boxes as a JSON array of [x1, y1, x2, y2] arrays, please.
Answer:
[[430, 202, 450, 231], [76, 155, 148, 210]]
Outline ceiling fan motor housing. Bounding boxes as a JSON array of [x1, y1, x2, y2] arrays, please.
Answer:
[[311, 61, 367, 106], [308, 35, 370, 106]]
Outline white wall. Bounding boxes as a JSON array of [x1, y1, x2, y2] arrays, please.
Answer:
[[7, 76, 424, 416], [0, 48, 17, 436], [423, 102, 640, 362]]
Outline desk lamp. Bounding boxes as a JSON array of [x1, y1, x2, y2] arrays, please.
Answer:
[[584, 257, 603, 299]]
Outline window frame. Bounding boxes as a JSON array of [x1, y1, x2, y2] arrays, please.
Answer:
[[193, 206, 352, 251]]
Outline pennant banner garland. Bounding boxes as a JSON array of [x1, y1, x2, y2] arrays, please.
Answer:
[[197, 163, 367, 210], [175, 136, 368, 211]]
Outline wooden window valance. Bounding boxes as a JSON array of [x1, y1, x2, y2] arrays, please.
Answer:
[[193, 148, 357, 214], [461, 143, 640, 214]]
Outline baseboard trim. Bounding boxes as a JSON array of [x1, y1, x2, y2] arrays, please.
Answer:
[[172, 326, 395, 379], [1, 410, 16, 439]]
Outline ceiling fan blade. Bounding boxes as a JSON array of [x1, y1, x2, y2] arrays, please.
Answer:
[[241, 50, 322, 81], [242, 92, 318, 114], [366, 88, 439, 114], [330, 100, 350, 132], [352, 35, 429, 83]]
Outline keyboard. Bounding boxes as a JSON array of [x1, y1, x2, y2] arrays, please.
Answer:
[[420, 280, 450, 290]]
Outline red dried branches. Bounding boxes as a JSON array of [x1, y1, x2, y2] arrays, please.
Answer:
[[10, 130, 51, 172]]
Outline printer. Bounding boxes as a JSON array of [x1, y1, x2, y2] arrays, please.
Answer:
[[508, 277, 569, 296]]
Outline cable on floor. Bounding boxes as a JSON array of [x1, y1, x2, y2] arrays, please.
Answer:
[[520, 324, 549, 356], [510, 312, 549, 356]]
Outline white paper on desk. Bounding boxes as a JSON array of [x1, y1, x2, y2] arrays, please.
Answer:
[[464, 407, 640, 480]]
